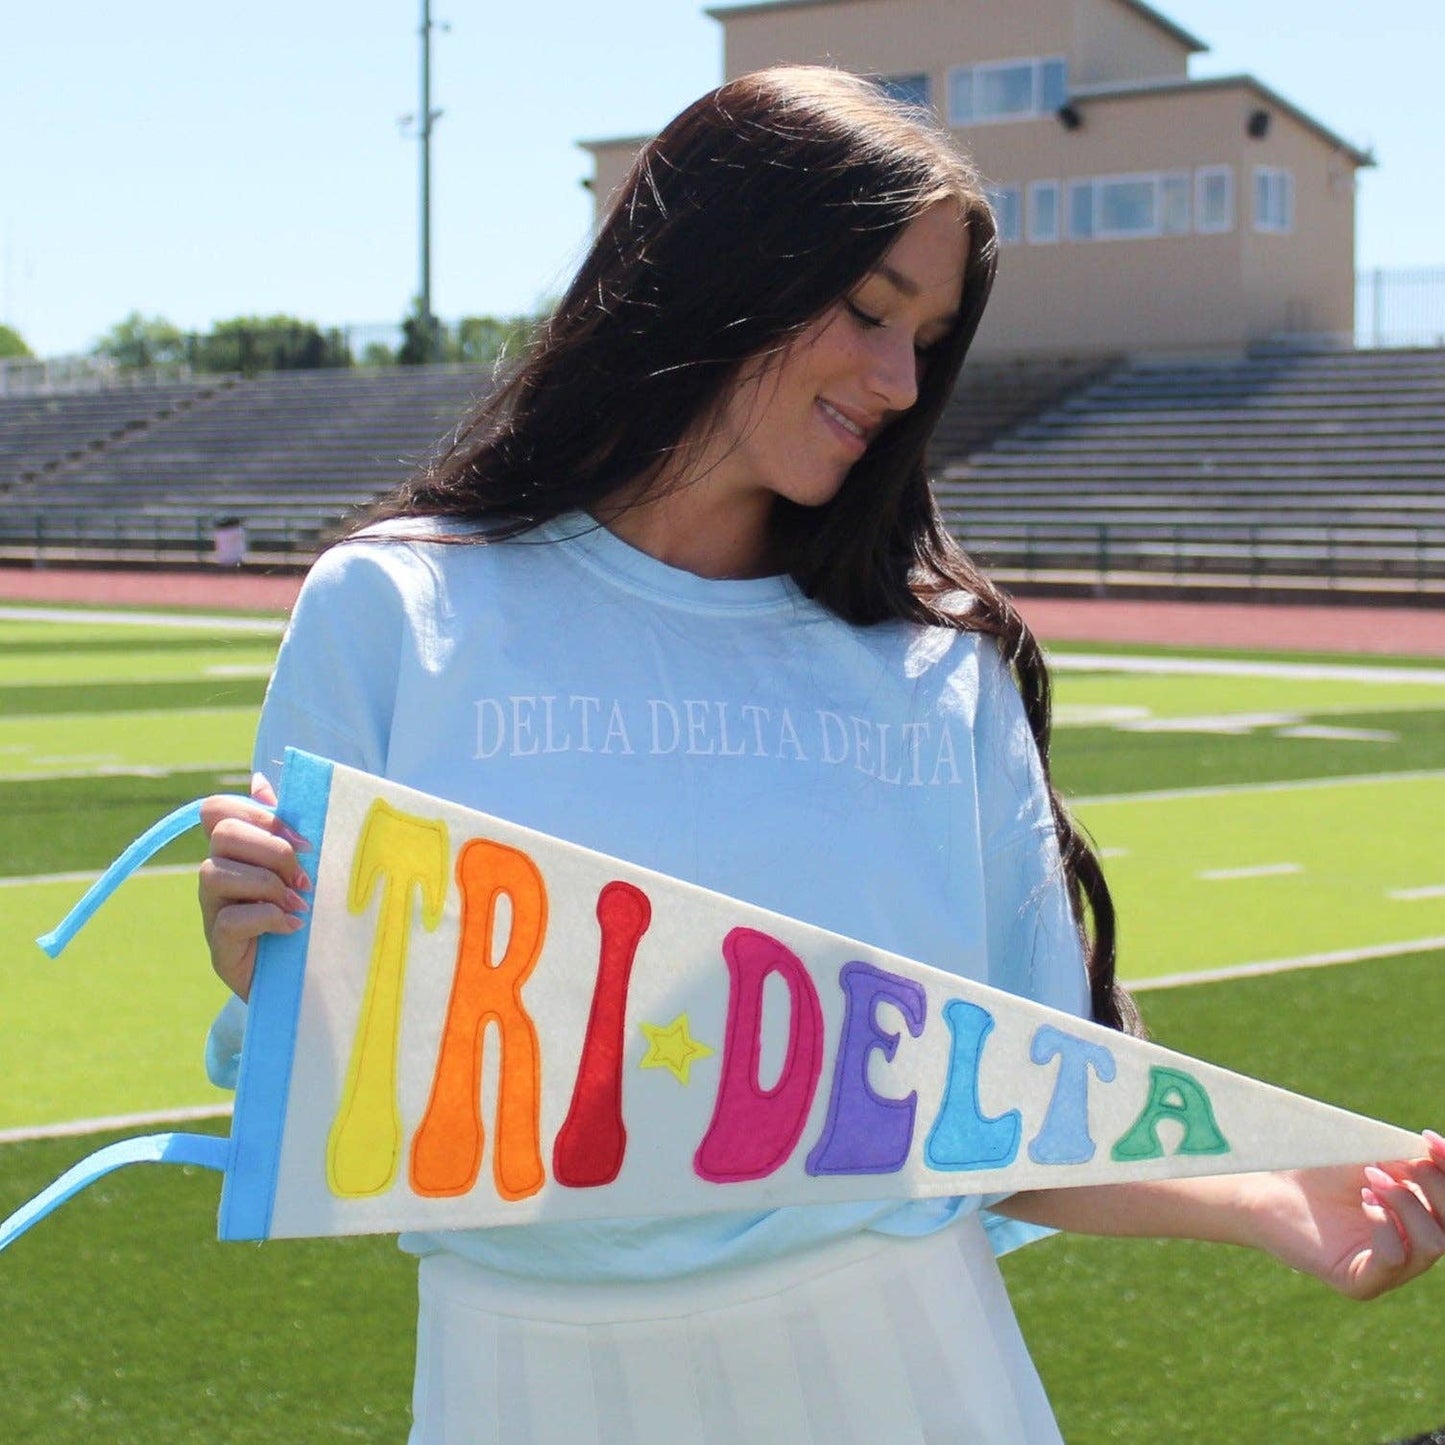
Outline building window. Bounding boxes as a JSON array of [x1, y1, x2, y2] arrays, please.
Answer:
[[988, 185, 1023, 245], [1067, 179, 1095, 240], [1195, 166, 1234, 233], [1096, 176, 1159, 238], [1254, 166, 1294, 233], [875, 73, 930, 109], [947, 56, 1067, 125], [1161, 172, 1191, 234], [1027, 181, 1060, 243]]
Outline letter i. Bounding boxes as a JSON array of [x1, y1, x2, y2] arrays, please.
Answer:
[[553, 882, 652, 1188]]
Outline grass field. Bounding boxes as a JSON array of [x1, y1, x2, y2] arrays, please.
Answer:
[[1, 608, 1443, 1442]]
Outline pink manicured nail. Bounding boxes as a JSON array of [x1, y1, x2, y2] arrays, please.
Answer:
[[294, 869, 313, 894], [284, 889, 310, 914], [1363, 1165, 1397, 1190], [1423, 1129, 1445, 1160], [284, 914, 305, 932]]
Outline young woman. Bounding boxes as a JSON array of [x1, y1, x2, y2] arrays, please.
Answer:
[[199, 66, 1445, 1444]]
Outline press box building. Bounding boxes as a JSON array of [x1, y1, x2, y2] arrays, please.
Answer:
[[580, 0, 1372, 357]]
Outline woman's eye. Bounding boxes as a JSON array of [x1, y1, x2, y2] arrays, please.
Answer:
[[845, 299, 884, 328]]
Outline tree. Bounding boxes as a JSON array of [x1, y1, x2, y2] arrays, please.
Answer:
[[397, 297, 444, 366], [448, 313, 538, 368], [0, 324, 31, 360], [195, 315, 351, 376], [92, 312, 187, 370]]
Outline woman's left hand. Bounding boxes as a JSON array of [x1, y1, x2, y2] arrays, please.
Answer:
[[1257, 1130, 1445, 1301]]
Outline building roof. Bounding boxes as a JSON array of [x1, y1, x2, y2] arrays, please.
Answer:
[[577, 134, 652, 153], [704, 0, 1208, 54], [1068, 74, 1375, 167]]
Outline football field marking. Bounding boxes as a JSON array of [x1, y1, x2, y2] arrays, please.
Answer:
[[1131, 935, 1445, 991], [0, 1103, 233, 1146], [1197, 862, 1303, 881], [1389, 884, 1445, 902], [1075, 766, 1445, 808], [1051, 652, 1445, 685], [0, 862, 198, 891], [0, 606, 284, 633]]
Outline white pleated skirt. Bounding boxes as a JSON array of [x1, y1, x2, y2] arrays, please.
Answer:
[[407, 1217, 1062, 1445]]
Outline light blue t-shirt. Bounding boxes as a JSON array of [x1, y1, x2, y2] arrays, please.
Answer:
[[208, 514, 1090, 1280]]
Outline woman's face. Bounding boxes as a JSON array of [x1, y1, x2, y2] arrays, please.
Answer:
[[603, 201, 970, 578], [706, 201, 969, 514]]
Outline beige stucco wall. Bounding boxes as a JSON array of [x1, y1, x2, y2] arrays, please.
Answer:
[[581, 140, 647, 226], [580, 4, 1360, 356], [1072, 0, 1191, 86], [720, 0, 1190, 94], [1238, 103, 1357, 343], [720, 0, 1075, 82], [970, 85, 1355, 355]]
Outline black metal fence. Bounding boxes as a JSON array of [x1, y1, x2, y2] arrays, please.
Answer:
[[963, 520, 1445, 594]]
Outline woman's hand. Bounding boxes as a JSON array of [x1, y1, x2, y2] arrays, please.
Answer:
[[1247, 1132, 1445, 1301], [198, 772, 311, 1002], [998, 1130, 1445, 1302]]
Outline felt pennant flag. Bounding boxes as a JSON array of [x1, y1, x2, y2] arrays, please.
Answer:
[[2, 748, 1424, 1250]]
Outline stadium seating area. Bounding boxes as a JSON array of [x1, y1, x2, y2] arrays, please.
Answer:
[[936, 347, 1445, 592], [0, 348, 1442, 594], [0, 367, 490, 559]]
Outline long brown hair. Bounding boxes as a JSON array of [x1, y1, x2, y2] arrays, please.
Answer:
[[363, 65, 1139, 1034]]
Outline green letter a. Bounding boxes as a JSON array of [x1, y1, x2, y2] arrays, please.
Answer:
[[1111, 1066, 1230, 1162]]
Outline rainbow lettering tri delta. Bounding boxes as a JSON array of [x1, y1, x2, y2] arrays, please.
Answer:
[[2, 748, 1422, 1250]]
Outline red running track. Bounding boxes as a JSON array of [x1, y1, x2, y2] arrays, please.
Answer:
[[2, 565, 1444, 657]]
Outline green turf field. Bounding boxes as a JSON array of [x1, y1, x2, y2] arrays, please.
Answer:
[[1, 608, 1442, 1443]]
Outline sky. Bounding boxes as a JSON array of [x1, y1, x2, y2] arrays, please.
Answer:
[[3, 0, 1442, 358]]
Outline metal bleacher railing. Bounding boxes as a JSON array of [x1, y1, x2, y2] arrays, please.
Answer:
[[1356, 266, 1445, 349], [2, 280, 1444, 591]]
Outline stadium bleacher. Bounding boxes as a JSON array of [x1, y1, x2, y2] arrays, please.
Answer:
[[0, 348, 1442, 594], [0, 367, 491, 560], [935, 347, 1445, 593]]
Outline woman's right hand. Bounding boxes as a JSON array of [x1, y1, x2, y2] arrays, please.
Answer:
[[198, 772, 311, 1002]]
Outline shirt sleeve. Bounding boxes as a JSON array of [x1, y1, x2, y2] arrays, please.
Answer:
[[203, 535, 430, 1089], [973, 639, 1090, 1020], [972, 639, 1092, 1253]]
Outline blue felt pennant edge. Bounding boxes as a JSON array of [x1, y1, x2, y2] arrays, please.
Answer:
[[0, 1133, 229, 1252], [36, 796, 253, 958], [219, 748, 334, 1242]]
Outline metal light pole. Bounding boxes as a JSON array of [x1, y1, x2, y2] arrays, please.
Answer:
[[418, 0, 442, 359]]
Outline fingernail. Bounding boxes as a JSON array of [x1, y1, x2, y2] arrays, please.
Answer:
[[294, 869, 313, 894], [278, 824, 313, 852], [1424, 1129, 1445, 1158], [284, 914, 305, 932], [285, 889, 310, 914], [1363, 1165, 1396, 1190]]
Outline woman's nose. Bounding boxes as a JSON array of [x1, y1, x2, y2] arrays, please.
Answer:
[[866, 332, 920, 413]]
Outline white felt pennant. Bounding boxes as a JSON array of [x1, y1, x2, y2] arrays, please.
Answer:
[[220, 750, 1420, 1242]]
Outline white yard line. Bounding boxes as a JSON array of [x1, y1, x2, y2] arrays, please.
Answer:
[[1132, 936, 1445, 991], [1275, 724, 1397, 743], [1074, 767, 1445, 808], [1197, 862, 1303, 881], [1050, 651, 1445, 685], [1388, 885, 1445, 902], [0, 862, 198, 890], [0, 760, 248, 783], [0, 1103, 233, 1145], [0, 606, 283, 633], [0, 673, 269, 688]]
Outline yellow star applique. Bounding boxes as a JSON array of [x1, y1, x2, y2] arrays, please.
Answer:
[[638, 1014, 715, 1086]]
